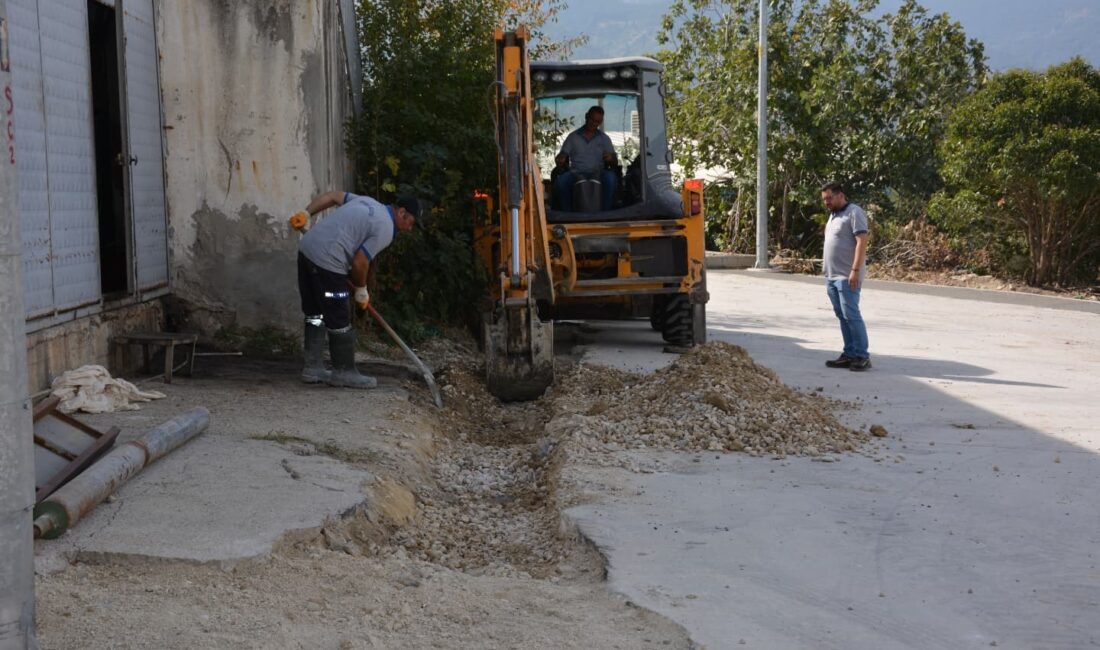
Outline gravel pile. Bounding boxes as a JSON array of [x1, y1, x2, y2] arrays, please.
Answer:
[[552, 342, 868, 457]]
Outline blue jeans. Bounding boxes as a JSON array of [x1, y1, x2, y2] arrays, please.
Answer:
[[826, 278, 869, 359], [554, 170, 617, 211]]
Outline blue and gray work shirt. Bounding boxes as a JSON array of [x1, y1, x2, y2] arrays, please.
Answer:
[[559, 127, 615, 175], [823, 202, 869, 281], [299, 193, 396, 274]]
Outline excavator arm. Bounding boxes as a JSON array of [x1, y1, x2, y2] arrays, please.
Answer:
[[482, 28, 555, 401]]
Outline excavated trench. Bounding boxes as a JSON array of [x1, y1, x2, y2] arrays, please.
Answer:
[[312, 337, 877, 583], [314, 355, 595, 581]]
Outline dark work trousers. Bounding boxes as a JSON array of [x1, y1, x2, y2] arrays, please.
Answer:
[[297, 252, 351, 330]]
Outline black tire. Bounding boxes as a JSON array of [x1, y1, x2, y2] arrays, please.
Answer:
[[660, 294, 693, 346], [649, 296, 668, 331]]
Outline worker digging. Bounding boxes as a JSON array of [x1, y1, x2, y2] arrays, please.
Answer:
[[289, 190, 423, 389]]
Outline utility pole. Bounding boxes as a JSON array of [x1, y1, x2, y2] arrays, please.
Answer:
[[0, 3, 39, 646], [754, 0, 770, 269]]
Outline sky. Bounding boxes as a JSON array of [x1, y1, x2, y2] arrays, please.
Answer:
[[542, 0, 1099, 71]]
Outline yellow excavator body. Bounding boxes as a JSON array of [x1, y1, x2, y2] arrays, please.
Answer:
[[477, 28, 708, 401]]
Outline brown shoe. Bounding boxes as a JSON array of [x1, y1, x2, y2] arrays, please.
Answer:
[[825, 355, 853, 368]]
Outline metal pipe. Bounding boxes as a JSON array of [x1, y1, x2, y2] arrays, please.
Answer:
[[754, 0, 770, 270], [510, 207, 521, 278], [0, 4, 39, 641], [33, 408, 211, 540], [505, 101, 523, 284]]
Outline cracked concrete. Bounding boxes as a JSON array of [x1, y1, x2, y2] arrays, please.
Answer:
[[40, 436, 373, 564], [33, 357, 425, 570]]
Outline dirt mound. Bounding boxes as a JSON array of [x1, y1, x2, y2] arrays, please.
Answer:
[[553, 342, 867, 457]]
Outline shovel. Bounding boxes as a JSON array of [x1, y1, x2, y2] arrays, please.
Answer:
[[365, 304, 444, 409]]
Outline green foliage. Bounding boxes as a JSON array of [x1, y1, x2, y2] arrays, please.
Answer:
[[347, 0, 583, 340], [368, 226, 484, 342], [925, 190, 1026, 277], [702, 184, 755, 252], [656, 0, 985, 253], [939, 58, 1100, 286]]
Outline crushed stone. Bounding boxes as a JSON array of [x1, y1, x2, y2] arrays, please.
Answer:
[[551, 342, 869, 458]]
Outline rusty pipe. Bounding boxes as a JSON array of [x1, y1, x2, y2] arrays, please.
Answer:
[[33, 408, 211, 540]]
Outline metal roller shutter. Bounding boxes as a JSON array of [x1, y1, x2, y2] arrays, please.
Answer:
[[6, 0, 54, 316], [122, 0, 168, 291], [38, 0, 101, 310]]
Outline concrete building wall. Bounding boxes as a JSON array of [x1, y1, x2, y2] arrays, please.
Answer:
[[156, 0, 357, 335], [25, 301, 164, 392]]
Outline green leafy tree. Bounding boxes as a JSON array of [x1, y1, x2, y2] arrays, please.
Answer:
[[347, 0, 582, 340], [939, 58, 1100, 287], [656, 0, 985, 253]]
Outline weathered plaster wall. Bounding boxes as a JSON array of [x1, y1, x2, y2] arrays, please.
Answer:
[[156, 0, 355, 335]]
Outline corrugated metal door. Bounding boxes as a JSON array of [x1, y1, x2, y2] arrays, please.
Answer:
[[6, 0, 54, 316], [38, 0, 101, 310], [121, 0, 167, 291]]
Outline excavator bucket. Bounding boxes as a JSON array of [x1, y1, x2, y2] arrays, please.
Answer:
[[483, 305, 554, 402]]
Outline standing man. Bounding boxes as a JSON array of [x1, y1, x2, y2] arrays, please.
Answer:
[[289, 191, 421, 388], [553, 105, 618, 211], [821, 182, 871, 371]]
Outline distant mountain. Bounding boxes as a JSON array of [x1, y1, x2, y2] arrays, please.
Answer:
[[543, 0, 1099, 71], [544, 0, 669, 60]]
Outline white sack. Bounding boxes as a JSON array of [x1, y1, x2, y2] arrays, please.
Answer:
[[50, 365, 166, 414]]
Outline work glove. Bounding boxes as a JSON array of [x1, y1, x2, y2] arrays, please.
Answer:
[[353, 286, 370, 311], [289, 210, 310, 232]]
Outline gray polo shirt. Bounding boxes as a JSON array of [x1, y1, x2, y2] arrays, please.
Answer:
[[299, 193, 396, 274], [559, 127, 615, 175], [823, 202, 869, 281]]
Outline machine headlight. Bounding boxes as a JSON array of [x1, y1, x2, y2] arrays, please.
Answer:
[[602, 69, 619, 80], [550, 71, 567, 82], [619, 67, 636, 79], [551, 225, 567, 240], [533, 71, 548, 82]]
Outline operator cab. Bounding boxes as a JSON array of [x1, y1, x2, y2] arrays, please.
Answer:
[[532, 57, 683, 223]]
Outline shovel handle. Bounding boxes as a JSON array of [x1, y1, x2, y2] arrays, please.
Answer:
[[365, 305, 444, 409]]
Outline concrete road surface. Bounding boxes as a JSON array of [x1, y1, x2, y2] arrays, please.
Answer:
[[566, 271, 1100, 650]]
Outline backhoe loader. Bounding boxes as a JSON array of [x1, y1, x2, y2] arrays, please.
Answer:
[[477, 28, 708, 401]]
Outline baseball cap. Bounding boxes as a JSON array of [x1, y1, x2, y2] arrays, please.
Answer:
[[395, 196, 425, 228]]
